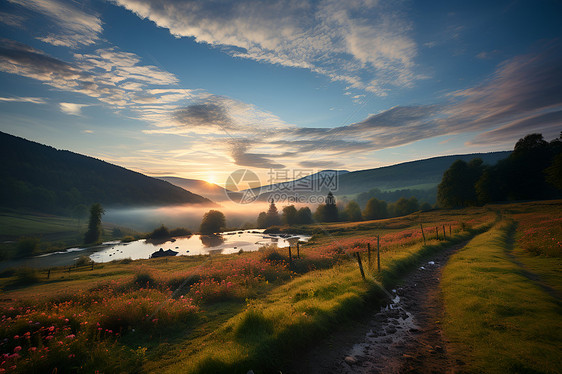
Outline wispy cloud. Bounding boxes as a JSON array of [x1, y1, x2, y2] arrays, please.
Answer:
[[0, 40, 180, 110], [113, 0, 419, 95], [0, 96, 45, 104], [8, 0, 103, 48], [0, 11, 25, 27], [59, 102, 88, 116]]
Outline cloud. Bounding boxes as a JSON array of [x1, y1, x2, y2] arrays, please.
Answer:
[[174, 102, 233, 130], [0, 96, 45, 104], [299, 160, 344, 169], [230, 142, 285, 169], [0, 40, 181, 111], [468, 110, 562, 146], [59, 102, 88, 116], [0, 11, 25, 27], [8, 0, 103, 48], [113, 0, 419, 94]]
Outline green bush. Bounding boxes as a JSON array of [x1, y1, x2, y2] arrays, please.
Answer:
[[75, 255, 93, 267]]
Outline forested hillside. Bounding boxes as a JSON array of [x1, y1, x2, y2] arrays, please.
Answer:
[[0, 132, 212, 214]]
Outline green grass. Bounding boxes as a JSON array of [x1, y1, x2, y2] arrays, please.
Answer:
[[442, 220, 562, 373], [0, 209, 137, 259]]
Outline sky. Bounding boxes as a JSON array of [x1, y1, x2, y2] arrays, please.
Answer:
[[0, 0, 561, 186]]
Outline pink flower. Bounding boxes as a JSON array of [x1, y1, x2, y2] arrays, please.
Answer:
[[29, 347, 37, 352], [66, 334, 75, 339], [13, 335, 19, 340], [45, 335, 54, 340], [13, 346, 21, 353]]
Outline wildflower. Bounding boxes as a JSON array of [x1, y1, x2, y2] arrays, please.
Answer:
[[66, 334, 75, 339], [13, 346, 21, 353]]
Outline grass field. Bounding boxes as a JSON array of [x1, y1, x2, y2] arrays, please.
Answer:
[[442, 202, 562, 373], [0, 201, 560, 373], [0, 209, 137, 259]]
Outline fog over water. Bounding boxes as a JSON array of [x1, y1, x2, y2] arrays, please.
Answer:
[[104, 201, 316, 232]]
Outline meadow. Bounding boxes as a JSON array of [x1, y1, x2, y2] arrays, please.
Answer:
[[0, 201, 560, 373]]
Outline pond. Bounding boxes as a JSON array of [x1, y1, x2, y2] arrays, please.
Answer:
[[0, 230, 311, 270]]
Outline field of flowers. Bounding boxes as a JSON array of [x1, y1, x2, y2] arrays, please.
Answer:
[[0, 205, 502, 373], [515, 210, 562, 257]]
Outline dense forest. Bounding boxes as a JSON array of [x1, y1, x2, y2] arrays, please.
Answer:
[[0, 132, 212, 215], [438, 133, 562, 207]]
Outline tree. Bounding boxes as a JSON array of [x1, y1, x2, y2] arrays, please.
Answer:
[[315, 192, 339, 222], [296, 207, 313, 224], [84, 203, 104, 244], [437, 159, 483, 207], [393, 197, 419, 216], [200, 210, 226, 234], [363, 197, 387, 220], [344, 201, 362, 221], [546, 153, 562, 190], [282, 205, 298, 225], [420, 202, 432, 211], [257, 212, 267, 228], [264, 200, 281, 228]]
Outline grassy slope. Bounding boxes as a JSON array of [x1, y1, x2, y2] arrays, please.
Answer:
[[442, 220, 562, 373], [0, 209, 136, 258]]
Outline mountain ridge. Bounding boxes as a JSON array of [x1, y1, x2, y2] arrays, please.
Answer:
[[0, 131, 213, 214]]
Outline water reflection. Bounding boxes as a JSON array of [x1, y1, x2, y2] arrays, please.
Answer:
[[0, 230, 311, 269], [199, 234, 225, 247]]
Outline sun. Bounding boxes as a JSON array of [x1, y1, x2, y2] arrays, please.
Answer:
[[206, 174, 217, 185]]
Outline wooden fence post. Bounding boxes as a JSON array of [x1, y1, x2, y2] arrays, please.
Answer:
[[443, 225, 446, 239], [355, 252, 365, 280], [288, 245, 292, 266], [297, 242, 300, 259], [420, 223, 426, 244], [367, 242, 371, 267], [377, 235, 381, 273], [449, 225, 452, 235], [435, 227, 439, 240], [47, 269, 50, 279], [91, 262, 94, 271]]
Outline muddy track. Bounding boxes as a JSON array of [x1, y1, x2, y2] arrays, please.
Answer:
[[292, 241, 468, 374]]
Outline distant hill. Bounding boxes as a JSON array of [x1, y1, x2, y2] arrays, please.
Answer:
[[0, 132, 213, 214], [250, 152, 511, 203], [158, 176, 239, 202], [336, 152, 511, 195]]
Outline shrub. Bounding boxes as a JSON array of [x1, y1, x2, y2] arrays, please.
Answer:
[[169, 227, 192, 237], [147, 225, 171, 239], [133, 271, 157, 288], [75, 255, 93, 267]]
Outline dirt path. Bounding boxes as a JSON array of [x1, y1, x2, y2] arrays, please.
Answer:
[[292, 242, 468, 374]]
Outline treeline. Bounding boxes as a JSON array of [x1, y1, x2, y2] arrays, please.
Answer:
[[438, 133, 562, 207], [355, 187, 437, 207], [256, 192, 432, 228]]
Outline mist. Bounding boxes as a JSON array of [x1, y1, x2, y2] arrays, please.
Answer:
[[104, 201, 315, 233]]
